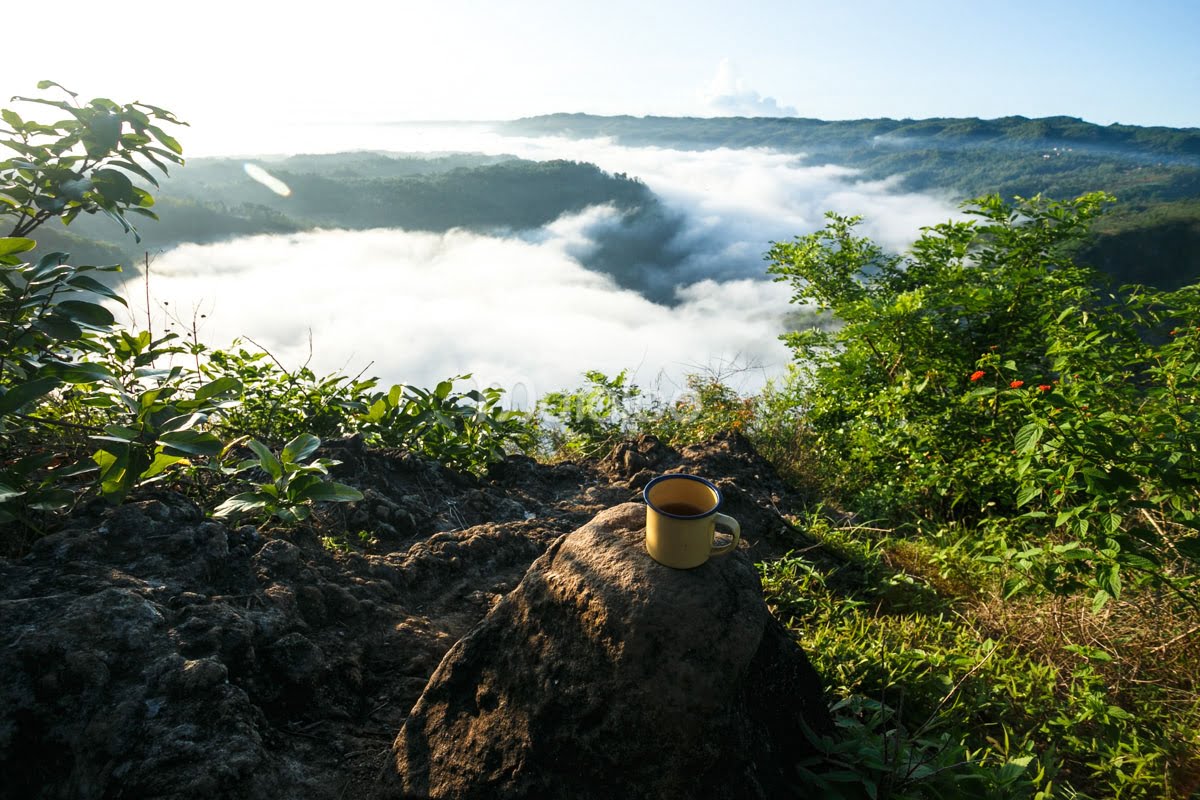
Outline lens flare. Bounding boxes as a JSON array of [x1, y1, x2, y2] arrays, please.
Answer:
[[243, 163, 291, 196]]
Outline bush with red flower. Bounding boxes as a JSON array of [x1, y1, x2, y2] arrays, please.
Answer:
[[768, 192, 1200, 608]]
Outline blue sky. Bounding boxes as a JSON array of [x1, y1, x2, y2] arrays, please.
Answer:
[[3, 0, 1197, 131]]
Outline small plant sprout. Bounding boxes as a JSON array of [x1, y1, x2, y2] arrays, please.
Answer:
[[213, 433, 362, 525]]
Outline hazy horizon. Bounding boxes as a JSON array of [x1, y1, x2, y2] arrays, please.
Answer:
[[5, 2, 1198, 133]]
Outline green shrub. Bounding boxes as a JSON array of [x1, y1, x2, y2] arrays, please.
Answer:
[[536, 369, 642, 458], [358, 375, 533, 474], [213, 434, 361, 525], [0, 84, 186, 526], [202, 342, 374, 443], [767, 193, 1200, 605]]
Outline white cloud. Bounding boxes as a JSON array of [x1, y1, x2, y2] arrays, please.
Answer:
[[137, 224, 797, 403], [126, 125, 963, 403], [698, 59, 798, 117]]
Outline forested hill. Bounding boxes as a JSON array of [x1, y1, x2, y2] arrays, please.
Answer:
[[31, 115, 1200, 295], [32, 153, 670, 283], [504, 114, 1200, 288], [502, 113, 1200, 195]]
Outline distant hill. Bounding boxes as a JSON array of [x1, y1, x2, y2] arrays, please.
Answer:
[[35, 116, 1200, 296], [503, 114, 1200, 288], [502, 113, 1200, 193], [34, 152, 685, 298]]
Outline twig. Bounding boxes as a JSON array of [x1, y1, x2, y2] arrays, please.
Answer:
[[834, 525, 896, 534], [243, 335, 302, 443], [912, 640, 1000, 740], [1151, 623, 1200, 654], [143, 252, 153, 340]]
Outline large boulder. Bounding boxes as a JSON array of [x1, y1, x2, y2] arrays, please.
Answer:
[[383, 502, 831, 800]]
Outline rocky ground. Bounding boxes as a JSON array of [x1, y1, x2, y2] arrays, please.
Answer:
[[0, 432, 815, 799]]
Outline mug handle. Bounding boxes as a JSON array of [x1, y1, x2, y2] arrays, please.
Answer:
[[709, 513, 741, 557]]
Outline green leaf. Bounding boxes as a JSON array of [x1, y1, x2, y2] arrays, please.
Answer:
[[65, 273, 126, 304], [247, 439, 283, 481], [286, 472, 324, 498], [83, 113, 122, 157], [108, 158, 160, 187], [158, 430, 223, 457], [193, 376, 242, 402], [1096, 563, 1122, 600], [140, 451, 186, 479], [275, 504, 311, 523], [146, 125, 183, 155], [1105, 704, 1135, 721], [1016, 484, 1041, 507], [1056, 545, 1095, 561], [54, 300, 115, 328], [0, 376, 61, 414], [1014, 423, 1043, 454], [213, 491, 272, 519], [1116, 550, 1159, 571], [298, 481, 363, 503], [35, 80, 78, 97], [0, 237, 36, 257], [101, 424, 141, 442], [90, 167, 136, 203], [29, 250, 70, 276], [1001, 577, 1029, 599], [41, 361, 113, 384], [159, 412, 207, 433], [33, 315, 84, 341], [282, 433, 320, 465]]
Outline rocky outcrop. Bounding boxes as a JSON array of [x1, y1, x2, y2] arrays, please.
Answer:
[[384, 502, 830, 800], [0, 433, 823, 799]]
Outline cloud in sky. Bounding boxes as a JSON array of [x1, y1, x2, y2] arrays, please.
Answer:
[[699, 59, 798, 118]]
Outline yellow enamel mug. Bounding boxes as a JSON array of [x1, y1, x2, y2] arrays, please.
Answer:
[[643, 474, 741, 569]]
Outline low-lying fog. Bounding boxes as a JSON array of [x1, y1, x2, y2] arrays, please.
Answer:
[[134, 124, 960, 402]]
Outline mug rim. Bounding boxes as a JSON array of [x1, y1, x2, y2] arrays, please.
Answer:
[[643, 473, 723, 519]]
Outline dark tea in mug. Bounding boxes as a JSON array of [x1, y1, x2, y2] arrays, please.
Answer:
[[656, 501, 706, 516]]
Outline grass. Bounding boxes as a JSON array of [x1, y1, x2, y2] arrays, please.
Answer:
[[759, 511, 1200, 799]]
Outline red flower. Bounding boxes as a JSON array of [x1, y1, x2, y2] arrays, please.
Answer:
[[970, 370, 986, 382], [1010, 380, 1024, 388], [1037, 384, 1052, 392], [1169, 329, 1178, 336]]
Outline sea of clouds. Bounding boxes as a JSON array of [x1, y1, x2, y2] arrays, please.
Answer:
[[132, 125, 960, 402]]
